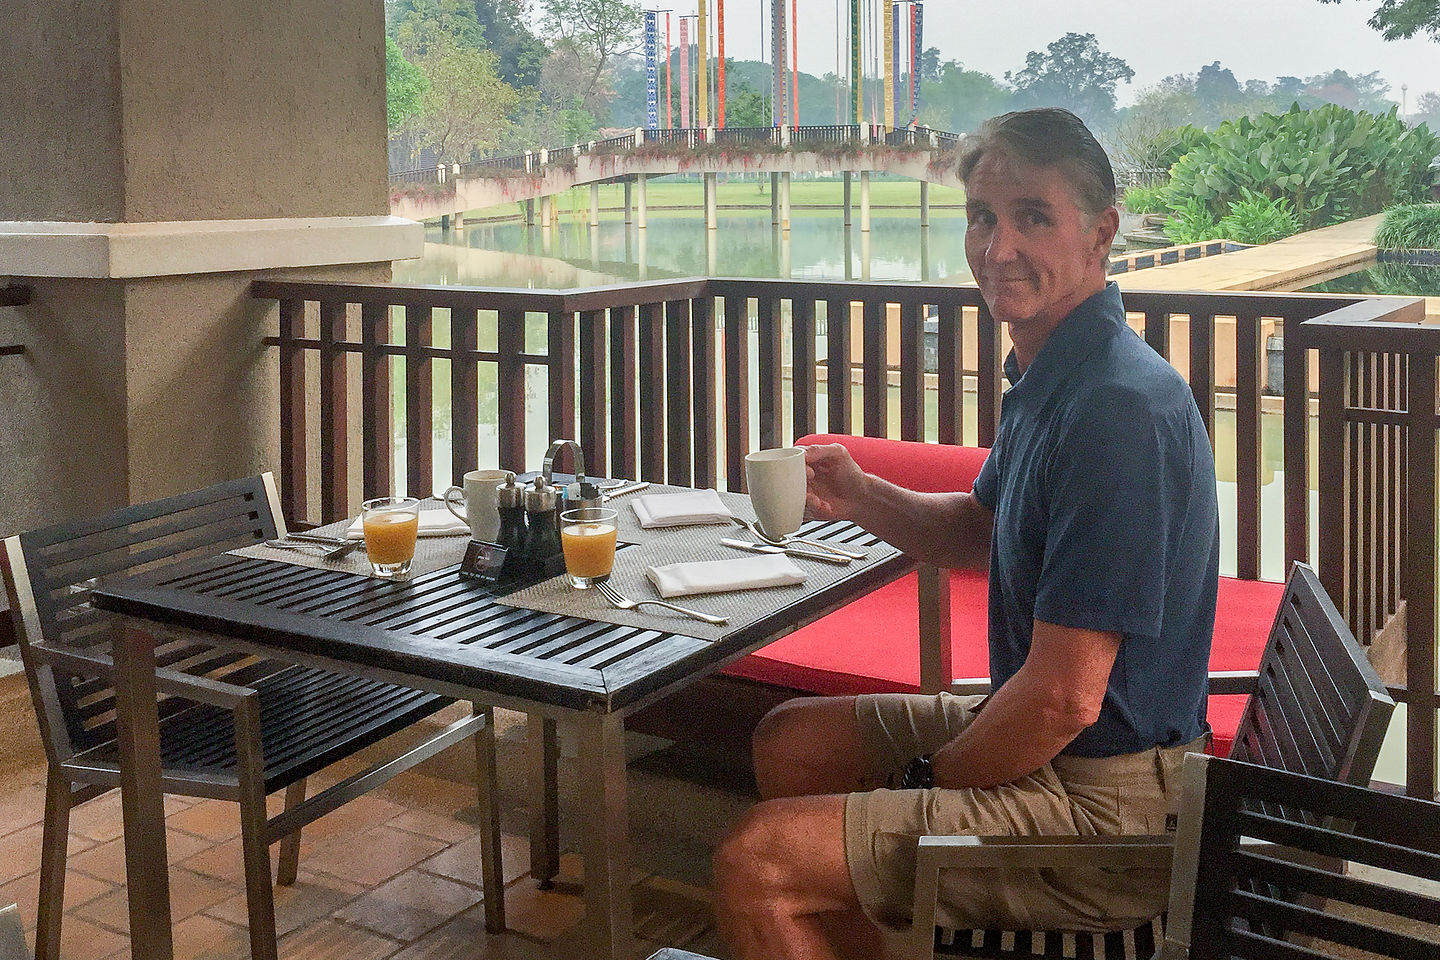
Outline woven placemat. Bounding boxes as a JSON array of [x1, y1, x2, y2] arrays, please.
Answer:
[[607, 482, 757, 544], [227, 502, 470, 579], [501, 518, 890, 643]]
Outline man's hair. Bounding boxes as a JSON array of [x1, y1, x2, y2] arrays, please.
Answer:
[[957, 108, 1116, 217]]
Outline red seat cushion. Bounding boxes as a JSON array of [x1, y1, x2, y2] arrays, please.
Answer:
[[722, 435, 1282, 756]]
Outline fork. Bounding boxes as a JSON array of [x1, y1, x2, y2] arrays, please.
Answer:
[[594, 579, 728, 626], [730, 517, 867, 560]]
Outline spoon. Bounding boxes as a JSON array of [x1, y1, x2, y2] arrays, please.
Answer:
[[729, 517, 867, 559]]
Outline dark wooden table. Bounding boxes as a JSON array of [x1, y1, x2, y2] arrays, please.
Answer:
[[94, 517, 908, 960]]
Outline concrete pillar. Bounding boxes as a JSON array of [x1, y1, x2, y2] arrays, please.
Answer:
[[589, 183, 600, 227], [920, 227, 931, 283], [780, 172, 792, 232], [624, 180, 633, 225], [637, 226, 648, 279], [860, 171, 872, 233], [526, 198, 536, 225], [861, 229, 871, 280], [706, 225, 718, 276], [843, 172, 853, 227], [771, 172, 780, 224], [0, 0, 409, 534], [780, 227, 792, 278], [704, 173, 717, 230], [920, 180, 930, 228], [441, 214, 451, 230], [637, 175, 648, 229], [844, 225, 854, 281]]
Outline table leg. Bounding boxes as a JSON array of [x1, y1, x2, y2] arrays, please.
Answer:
[[577, 713, 635, 960], [473, 704, 506, 932], [527, 714, 560, 887], [113, 626, 174, 960]]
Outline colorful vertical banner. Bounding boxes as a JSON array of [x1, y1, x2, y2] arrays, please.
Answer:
[[911, 2, 923, 124], [851, 0, 862, 123], [643, 11, 659, 130], [772, 0, 786, 126], [891, 2, 904, 126], [790, 0, 799, 127], [665, 14, 673, 128], [697, 1, 709, 127], [882, 0, 894, 129], [679, 16, 691, 128], [717, 0, 726, 126]]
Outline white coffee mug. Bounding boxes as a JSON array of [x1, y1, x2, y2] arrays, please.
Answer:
[[744, 447, 807, 540], [443, 469, 509, 542]]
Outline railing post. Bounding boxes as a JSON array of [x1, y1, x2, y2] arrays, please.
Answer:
[[525, 150, 533, 173], [780, 125, 791, 148], [539, 148, 548, 166], [634, 126, 643, 148], [437, 163, 446, 184]]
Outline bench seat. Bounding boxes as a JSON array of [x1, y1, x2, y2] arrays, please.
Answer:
[[722, 434, 1284, 757]]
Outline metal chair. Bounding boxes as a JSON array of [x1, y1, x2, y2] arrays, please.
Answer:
[[1160, 752, 1440, 960], [0, 904, 27, 960], [0, 474, 504, 960], [910, 562, 1396, 959]]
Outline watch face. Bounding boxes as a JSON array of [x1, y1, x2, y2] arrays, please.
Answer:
[[458, 539, 508, 581]]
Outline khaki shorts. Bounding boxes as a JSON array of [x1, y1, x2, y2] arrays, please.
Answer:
[[844, 692, 1207, 933]]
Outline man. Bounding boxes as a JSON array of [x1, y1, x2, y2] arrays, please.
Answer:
[[712, 107, 1220, 960]]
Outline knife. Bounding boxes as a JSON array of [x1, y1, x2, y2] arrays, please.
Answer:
[[602, 480, 651, 499], [284, 532, 353, 546], [720, 538, 852, 565]]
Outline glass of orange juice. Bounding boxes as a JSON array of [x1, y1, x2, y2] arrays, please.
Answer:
[[361, 496, 420, 579], [560, 507, 618, 589]]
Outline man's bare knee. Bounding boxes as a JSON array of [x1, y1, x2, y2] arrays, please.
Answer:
[[753, 696, 873, 799]]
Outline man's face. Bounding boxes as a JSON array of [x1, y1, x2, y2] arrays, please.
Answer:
[[964, 150, 1118, 336]]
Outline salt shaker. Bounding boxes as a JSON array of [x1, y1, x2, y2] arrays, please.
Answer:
[[495, 472, 527, 555], [521, 477, 563, 561]]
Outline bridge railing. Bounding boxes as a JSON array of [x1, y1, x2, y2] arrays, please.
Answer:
[[792, 124, 861, 144], [714, 126, 780, 145]]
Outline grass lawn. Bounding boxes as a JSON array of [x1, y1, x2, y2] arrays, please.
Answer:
[[461, 178, 966, 222]]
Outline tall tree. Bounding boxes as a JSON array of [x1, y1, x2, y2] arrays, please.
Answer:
[[473, 0, 547, 87], [389, 0, 484, 57], [1318, 0, 1440, 41], [412, 37, 518, 162], [386, 36, 429, 130], [918, 60, 1014, 133], [540, 0, 642, 103], [1006, 33, 1135, 123]]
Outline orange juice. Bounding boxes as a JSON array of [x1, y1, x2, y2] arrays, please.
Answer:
[[363, 511, 419, 565], [561, 521, 617, 578]]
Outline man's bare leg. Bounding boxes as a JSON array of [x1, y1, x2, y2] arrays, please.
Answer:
[[752, 696, 891, 799], [712, 793, 887, 960]]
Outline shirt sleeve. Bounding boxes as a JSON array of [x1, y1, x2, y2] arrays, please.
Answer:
[[1033, 388, 1172, 637], [972, 445, 999, 511]]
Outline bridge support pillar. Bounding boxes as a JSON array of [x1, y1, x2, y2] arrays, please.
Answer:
[[860, 171, 871, 233], [920, 180, 930, 228], [525, 199, 535, 226], [637, 175, 648, 229], [704, 173, 717, 230], [770, 173, 780, 225], [589, 183, 600, 227], [780, 173, 791, 232], [624, 181, 633, 225], [843, 172, 852, 227]]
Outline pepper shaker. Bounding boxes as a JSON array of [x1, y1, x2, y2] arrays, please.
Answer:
[[521, 477, 563, 561], [495, 472, 527, 556]]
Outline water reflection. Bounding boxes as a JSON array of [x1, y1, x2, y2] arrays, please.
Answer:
[[394, 208, 973, 287]]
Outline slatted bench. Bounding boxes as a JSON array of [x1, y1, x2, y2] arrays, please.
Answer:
[[722, 434, 1286, 756]]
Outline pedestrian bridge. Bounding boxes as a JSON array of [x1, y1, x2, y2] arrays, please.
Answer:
[[389, 124, 967, 227]]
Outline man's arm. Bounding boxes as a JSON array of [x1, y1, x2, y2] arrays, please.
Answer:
[[803, 444, 993, 571], [930, 620, 1121, 789]]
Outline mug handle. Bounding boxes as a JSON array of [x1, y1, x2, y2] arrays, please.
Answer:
[[443, 486, 466, 522]]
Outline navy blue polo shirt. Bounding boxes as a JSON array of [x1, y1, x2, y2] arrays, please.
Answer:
[[972, 283, 1219, 757]]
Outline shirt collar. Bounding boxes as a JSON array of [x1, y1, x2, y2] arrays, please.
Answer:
[[1002, 282, 1125, 400]]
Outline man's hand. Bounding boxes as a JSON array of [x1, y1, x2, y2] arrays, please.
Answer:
[[803, 444, 871, 521]]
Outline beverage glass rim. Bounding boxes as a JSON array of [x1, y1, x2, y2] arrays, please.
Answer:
[[561, 506, 618, 524], [362, 496, 420, 511]]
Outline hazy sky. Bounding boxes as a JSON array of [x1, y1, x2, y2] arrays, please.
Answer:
[[676, 0, 1440, 109]]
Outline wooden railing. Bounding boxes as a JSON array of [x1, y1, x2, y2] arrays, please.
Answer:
[[1291, 302, 1437, 800], [251, 278, 1431, 792]]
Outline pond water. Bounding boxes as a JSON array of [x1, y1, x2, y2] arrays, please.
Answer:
[[1301, 259, 1440, 297], [394, 207, 974, 287]]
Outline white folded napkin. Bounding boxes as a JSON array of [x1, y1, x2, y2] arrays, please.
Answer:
[[631, 489, 734, 528], [344, 508, 470, 539], [645, 554, 806, 598]]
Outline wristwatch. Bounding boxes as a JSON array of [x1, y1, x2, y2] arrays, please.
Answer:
[[899, 753, 935, 790]]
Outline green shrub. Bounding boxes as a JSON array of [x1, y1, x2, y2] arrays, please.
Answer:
[[1122, 185, 1167, 214], [1374, 204, 1440, 251], [1163, 104, 1440, 231], [1217, 189, 1302, 244], [1164, 197, 1221, 244]]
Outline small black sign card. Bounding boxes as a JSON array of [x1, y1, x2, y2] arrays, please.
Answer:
[[458, 540, 509, 582]]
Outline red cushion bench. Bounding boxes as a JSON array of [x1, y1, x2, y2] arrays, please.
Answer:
[[721, 434, 1283, 757]]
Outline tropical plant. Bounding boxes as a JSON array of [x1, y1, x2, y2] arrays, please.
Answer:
[[1374, 203, 1440, 250], [1162, 104, 1440, 230], [1122, 185, 1167, 214], [1164, 197, 1221, 243], [1217, 189, 1302, 244]]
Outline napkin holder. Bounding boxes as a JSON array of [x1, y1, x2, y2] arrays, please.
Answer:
[[543, 438, 603, 514]]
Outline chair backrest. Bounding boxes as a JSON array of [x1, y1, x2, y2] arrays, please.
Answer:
[[1163, 753, 1440, 960], [0, 475, 284, 762], [1229, 562, 1393, 787]]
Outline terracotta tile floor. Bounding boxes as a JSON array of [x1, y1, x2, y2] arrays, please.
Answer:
[[0, 701, 736, 960]]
